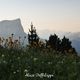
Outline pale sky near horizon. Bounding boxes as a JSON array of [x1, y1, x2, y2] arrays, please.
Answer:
[[0, 0, 80, 33]]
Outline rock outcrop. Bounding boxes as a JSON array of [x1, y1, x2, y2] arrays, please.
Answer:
[[0, 18, 28, 45]]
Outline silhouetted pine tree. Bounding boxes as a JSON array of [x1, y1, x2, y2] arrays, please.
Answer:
[[28, 23, 39, 47], [61, 36, 72, 53], [47, 34, 61, 51], [46, 34, 77, 54]]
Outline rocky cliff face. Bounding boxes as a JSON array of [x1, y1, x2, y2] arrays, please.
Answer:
[[0, 19, 24, 35], [0, 18, 28, 45]]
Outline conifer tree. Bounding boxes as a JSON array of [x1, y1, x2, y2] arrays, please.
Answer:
[[47, 34, 77, 54], [28, 23, 39, 47], [47, 34, 61, 50], [61, 36, 72, 52]]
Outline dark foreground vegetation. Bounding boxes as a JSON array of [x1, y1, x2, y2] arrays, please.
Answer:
[[0, 48, 79, 80], [0, 23, 79, 80]]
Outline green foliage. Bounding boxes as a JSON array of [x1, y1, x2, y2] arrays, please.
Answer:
[[61, 36, 72, 52], [46, 34, 77, 54], [0, 23, 78, 80], [48, 34, 61, 50], [0, 48, 79, 80], [28, 24, 77, 55], [28, 23, 39, 46]]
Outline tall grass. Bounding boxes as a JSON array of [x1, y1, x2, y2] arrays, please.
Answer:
[[0, 34, 79, 80], [0, 48, 79, 80]]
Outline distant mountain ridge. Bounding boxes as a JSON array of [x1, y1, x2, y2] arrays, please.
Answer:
[[0, 18, 28, 45], [66, 32, 80, 54], [0, 18, 24, 35]]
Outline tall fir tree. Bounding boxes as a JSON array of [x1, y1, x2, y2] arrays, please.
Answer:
[[46, 34, 77, 54], [28, 23, 39, 47], [61, 36, 72, 52], [47, 34, 61, 50]]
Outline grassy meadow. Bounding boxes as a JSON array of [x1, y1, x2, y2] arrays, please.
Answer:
[[0, 47, 79, 80]]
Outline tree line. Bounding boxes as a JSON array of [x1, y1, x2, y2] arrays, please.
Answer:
[[28, 23, 77, 54]]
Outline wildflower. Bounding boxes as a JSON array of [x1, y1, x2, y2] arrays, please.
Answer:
[[33, 58, 38, 61], [42, 61, 44, 63], [13, 71, 16, 74], [24, 69, 28, 73], [2, 54, 4, 57], [17, 57, 20, 60], [48, 62, 52, 64], [17, 69, 19, 72]]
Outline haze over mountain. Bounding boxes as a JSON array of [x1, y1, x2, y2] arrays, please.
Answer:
[[38, 30, 80, 54], [0, 18, 28, 45], [66, 32, 80, 54]]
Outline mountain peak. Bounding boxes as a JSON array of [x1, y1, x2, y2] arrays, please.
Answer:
[[0, 18, 20, 23], [0, 18, 27, 38]]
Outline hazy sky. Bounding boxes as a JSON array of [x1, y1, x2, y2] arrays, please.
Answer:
[[0, 0, 80, 33]]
